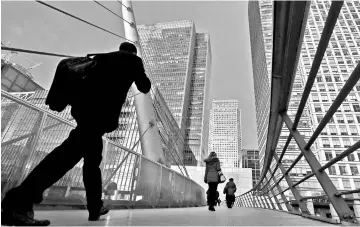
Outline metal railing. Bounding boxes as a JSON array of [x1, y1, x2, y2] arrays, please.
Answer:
[[1, 90, 206, 208], [234, 1, 360, 225]]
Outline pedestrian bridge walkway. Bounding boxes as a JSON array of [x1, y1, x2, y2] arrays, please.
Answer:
[[35, 207, 333, 226]]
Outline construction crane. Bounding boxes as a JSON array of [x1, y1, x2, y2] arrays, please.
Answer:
[[1, 41, 42, 71]]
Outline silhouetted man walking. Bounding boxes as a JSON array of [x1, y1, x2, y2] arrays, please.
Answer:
[[1, 42, 151, 226]]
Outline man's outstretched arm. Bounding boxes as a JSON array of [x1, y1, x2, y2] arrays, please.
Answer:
[[134, 57, 151, 94]]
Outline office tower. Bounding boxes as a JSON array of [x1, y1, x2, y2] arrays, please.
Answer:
[[242, 149, 261, 187], [301, 1, 360, 193], [184, 33, 212, 166], [138, 21, 212, 165], [209, 100, 242, 169], [248, 1, 271, 171], [251, 0, 360, 203]]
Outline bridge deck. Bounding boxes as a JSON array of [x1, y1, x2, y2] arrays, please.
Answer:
[[35, 207, 334, 226]]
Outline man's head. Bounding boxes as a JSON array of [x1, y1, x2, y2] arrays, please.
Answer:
[[119, 42, 137, 55], [229, 178, 234, 182]]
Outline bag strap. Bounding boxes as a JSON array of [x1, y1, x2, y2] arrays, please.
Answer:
[[86, 53, 105, 58]]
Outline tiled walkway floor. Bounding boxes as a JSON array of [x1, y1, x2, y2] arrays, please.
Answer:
[[34, 207, 335, 226]]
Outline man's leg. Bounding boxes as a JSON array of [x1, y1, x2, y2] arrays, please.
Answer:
[[2, 128, 85, 225], [82, 134, 108, 220]]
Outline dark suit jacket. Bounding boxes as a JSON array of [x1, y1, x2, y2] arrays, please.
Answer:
[[71, 50, 151, 133]]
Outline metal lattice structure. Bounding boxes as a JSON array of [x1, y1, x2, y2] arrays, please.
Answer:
[[232, 1, 360, 224], [1, 89, 204, 207]]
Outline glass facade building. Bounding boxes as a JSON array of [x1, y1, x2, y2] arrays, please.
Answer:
[[209, 100, 242, 169], [250, 0, 360, 203], [138, 20, 212, 166], [242, 149, 260, 187]]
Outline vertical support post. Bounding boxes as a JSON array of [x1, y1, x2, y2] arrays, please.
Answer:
[[268, 168, 293, 211], [265, 176, 282, 210], [266, 194, 276, 209], [244, 194, 250, 207], [121, 0, 167, 165], [259, 195, 268, 209], [255, 193, 263, 208], [262, 195, 271, 209], [306, 199, 315, 215], [245, 194, 251, 207], [273, 152, 310, 214], [249, 193, 255, 207], [251, 193, 257, 207]]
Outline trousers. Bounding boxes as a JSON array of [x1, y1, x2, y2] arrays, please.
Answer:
[[2, 125, 105, 213], [207, 182, 218, 207], [226, 194, 235, 208]]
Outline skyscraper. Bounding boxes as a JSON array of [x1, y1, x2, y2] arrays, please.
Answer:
[[248, 1, 271, 171], [209, 100, 242, 169], [300, 1, 360, 194], [184, 33, 212, 166], [138, 20, 212, 165], [250, 0, 360, 201]]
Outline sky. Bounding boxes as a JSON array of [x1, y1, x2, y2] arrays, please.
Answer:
[[1, 1, 258, 149]]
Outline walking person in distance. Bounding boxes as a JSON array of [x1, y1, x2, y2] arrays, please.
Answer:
[[204, 152, 222, 211]]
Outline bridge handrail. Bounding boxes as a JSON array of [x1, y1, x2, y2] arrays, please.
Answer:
[[1, 90, 203, 189], [237, 0, 359, 225]]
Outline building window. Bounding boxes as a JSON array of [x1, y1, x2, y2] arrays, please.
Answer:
[[333, 138, 341, 148], [328, 166, 337, 175], [348, 153, 355, 162], [337, 115, 345, 123], [342, 179, 352, 190], [325, 152, 333, 161], [317, 115, 323, 123], [346, 115, 354, 123], [354, 179, 360, 189], [329, 126, 338, 135], [353, 104, 360, 112], [322, 138, 330, 148], [314, 105, 322, 112], [312, 94, 319, 102], [325, 76, 332, 82], [357, 115, 360, 123], [343, 138, 351, 148], [339, 126, 348, 135], [349, 126, 358, 135], [321, 94, 328, 102], [339, 165, 348, 175], [343, 105, 351, 112]]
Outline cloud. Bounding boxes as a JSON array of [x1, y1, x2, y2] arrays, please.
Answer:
[[8, 25, 23, 36]]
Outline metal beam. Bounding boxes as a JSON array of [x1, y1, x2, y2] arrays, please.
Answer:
[[268, 168, 293, 211], [273, 152, 310, 214], [281, 112, 358, 224], [257, 0, 310, 191], [265, 176, 283, 210]]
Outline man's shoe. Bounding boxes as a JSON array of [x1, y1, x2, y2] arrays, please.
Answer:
[[88, 205, 110, 221], [208, 206, 215, 211], [1, 210, 50, 226]]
